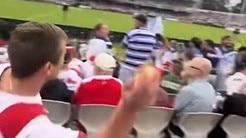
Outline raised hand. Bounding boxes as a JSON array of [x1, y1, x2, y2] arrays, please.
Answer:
[[121, 64, 161, 112]]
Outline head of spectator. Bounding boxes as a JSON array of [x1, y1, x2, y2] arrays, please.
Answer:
[[133, 14, 147, 29], [0, 19, 10, 45], [93, 23, 109, 38], [221, 35, 234, 49], [62, 51, 72, 69], [238, 47, 246, 54], [170, 40, 178, 51], [186, 57, 212, 81], [93, 53, 116, 76], [170, 60, 183, 78], [8, 22, 67, 91], [181, 49, 194, 62], [189, 37, 202, 50], [202, 39, 216, 52]]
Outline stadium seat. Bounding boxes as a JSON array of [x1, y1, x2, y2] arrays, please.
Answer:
[[78, 104, 116, 136], [134, 106, 174, 138], [178, 113, 222, 138], [221, 115, 246, 138], [42, 100, 71, 125]]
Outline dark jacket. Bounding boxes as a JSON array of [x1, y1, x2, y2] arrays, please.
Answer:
[[40, 79, 73, 103]]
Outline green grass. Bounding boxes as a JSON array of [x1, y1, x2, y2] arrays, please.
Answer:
[[1, 0, 246, 46]]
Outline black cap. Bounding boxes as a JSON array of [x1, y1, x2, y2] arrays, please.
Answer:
[[133, 14, 147, 24]]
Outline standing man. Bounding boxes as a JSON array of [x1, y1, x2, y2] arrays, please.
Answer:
[[119, 14, 156, 83], [216, 35, 237, 91]]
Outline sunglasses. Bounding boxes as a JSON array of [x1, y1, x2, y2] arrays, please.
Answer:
[[190, 66, 203, 72]]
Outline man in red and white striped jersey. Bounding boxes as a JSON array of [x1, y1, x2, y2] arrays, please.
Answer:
[[0, 22, 160, 138], [74, 53, 122, 105]]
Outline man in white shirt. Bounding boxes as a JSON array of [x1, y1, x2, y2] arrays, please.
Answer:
[[226, 52, 246, 95], [0, 22, 160, 138]]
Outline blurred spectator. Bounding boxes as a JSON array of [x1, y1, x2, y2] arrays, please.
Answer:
[[93, 23, 112, 50], [0, 19, 10, 46], [216, 35, 237, 91], [202, 39, 220, 70], [153, 34, 165, 69], [160, 60, 183, 94], [226, 52, 246, 95], [40, 79, 73, 103], [170, 57, 216, 137], [73, 53, 122, 105], [58, 51, 82, 92], [180, 49, 194, 85], [0, 19, 10, 63], [119, 14, 156, 83], [86, 39, 108, 62], [189, 37, 203, 57]]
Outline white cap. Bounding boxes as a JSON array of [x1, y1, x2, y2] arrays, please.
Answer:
[[94, 53, 116, 71]]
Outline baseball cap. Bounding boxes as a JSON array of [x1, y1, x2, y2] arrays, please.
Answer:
[[94, 53, 116, 71], [133, 14, 147, 24]]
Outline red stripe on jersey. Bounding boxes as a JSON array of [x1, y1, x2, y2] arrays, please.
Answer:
[[0, 103, 46, 138], [77, 132, 86, 138]]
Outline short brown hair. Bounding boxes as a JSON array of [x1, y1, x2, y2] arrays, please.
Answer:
[[8, 22, 67, 78]]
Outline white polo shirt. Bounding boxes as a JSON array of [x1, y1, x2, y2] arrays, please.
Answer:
[[226, 72, 246, 95]]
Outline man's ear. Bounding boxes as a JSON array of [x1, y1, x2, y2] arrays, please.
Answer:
[[44, 62, 52, 76]]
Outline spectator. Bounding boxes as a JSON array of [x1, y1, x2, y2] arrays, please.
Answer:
[[153, 34, 165, 69], [180, 49, 194, 85], [58, 51, 82, 92], [169, 57, 216, 137], [40, 79, 73, 103], [74, 53, 122, 105], [160, 60, 183, 94], [0, 19, 10, 63], [216, 35, 237, 91], [93, 23, 112, 50], [119, 14, 156, 83], [0, 22, 161, 138], [201, 39, 220, 70], [189, 37, 203, 57], [226, 52, 246, 95]]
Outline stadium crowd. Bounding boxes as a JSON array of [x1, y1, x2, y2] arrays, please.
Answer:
[[0, 12, 246, 138]]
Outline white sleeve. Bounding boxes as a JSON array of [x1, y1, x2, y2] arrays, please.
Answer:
[[17, 115, 80, 138]]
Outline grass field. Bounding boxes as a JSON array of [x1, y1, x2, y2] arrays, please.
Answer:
[[1, 0, 246, 46]]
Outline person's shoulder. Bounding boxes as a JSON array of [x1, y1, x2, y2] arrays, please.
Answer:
[[22, 116, 81, 138]]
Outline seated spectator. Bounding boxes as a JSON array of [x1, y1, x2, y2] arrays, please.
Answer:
[[58, 52, 82, 91], [40, 79, 73, 103], [169, 57, 216, 137], [160, 60, 182, 94], [226, 52, 246, 95], [68, 57, 84, 78], [73, 53, 122, 105], [180, 50, 194, 85], [202, 39, 220, 71], [81, 55, 95, 79], [189, 37, 203, 57]]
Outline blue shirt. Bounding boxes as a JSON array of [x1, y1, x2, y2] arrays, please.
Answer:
[[174, 79, 216, 124], [122, 28, 156, 70]]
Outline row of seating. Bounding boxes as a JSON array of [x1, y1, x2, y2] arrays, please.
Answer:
[[42, 100, 246, 138]]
